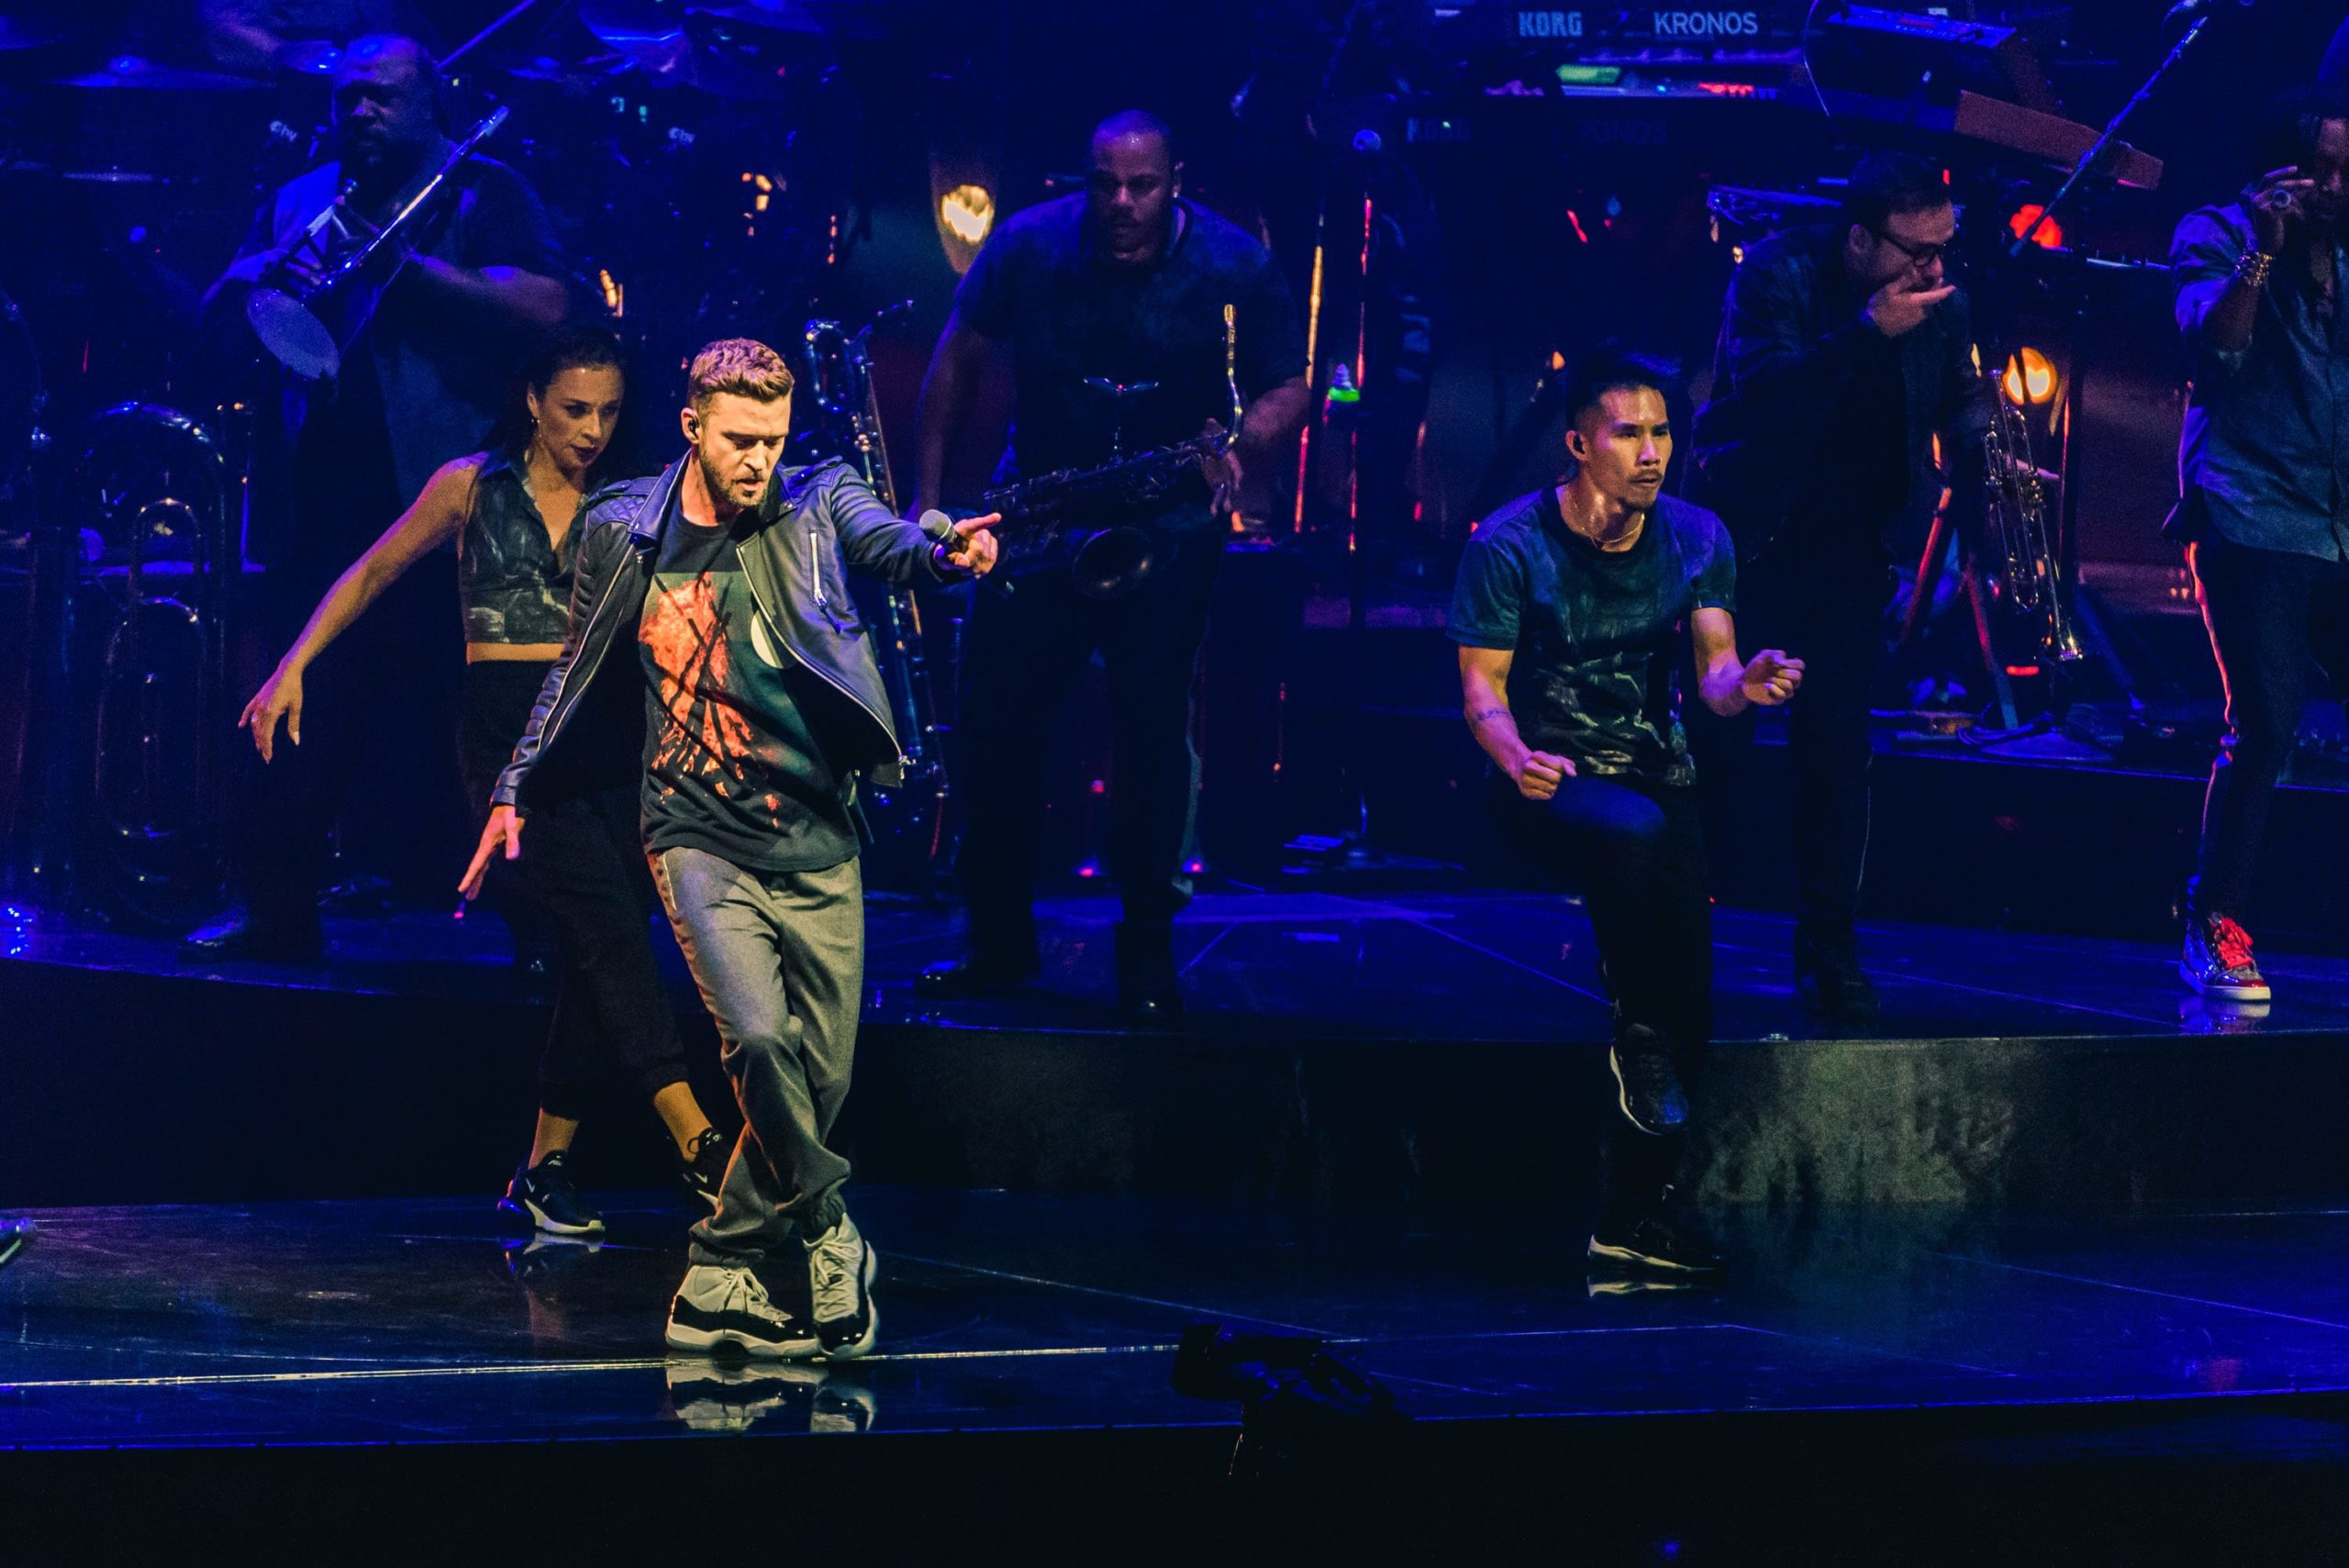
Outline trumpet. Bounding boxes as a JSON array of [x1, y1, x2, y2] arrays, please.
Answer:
[[246, 106, 511, 381], [1980, 373, 2082, 665]]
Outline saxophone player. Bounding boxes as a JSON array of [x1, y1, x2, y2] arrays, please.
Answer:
[[911, 110, 1309, 1021], [1686, 150, 1993, 1023]]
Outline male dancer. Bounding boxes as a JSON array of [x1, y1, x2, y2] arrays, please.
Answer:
[[910, 109, 1308, 1020], [1453, 350, 1800, 1272], [1688, 151, 1989, 1020], [467, 340, 999, 1356], [2169, 87, 2349, 1002]]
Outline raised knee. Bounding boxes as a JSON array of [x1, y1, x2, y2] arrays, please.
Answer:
[[717, 1016, 797, 1063]]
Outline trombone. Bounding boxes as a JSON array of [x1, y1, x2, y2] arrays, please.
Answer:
[[246, 106, 511, 382]]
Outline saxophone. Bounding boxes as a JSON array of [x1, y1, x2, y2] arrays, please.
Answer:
[[982, 304, 1246, 600]]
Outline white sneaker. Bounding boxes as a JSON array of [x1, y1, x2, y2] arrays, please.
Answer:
[[665, 1263, 820, 1359], [806, 1215, 878, 1360]]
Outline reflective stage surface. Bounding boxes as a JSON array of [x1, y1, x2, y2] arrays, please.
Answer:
[[14, 888, 2349, 1046], [13, 1188, 2349, 1449]]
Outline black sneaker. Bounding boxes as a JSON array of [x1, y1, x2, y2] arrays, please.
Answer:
[[806, 1214, 878, 1360], [666, 1263, 822, 1359], [681, 1128, 729, 1211], [1587, 1208, 1723, 1276], [1795, 931, 1881, 1023], [1114, 921, 1184, 1025], [1609, 1025, 1688, 1136], [498, 1150, 606, 1237]]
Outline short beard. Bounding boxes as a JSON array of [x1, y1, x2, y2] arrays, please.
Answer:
[[695, 445, 753, 518], [343, 132, 420, 192]]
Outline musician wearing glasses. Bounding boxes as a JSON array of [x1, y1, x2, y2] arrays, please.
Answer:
[[1687, 150, 1991, 1023], [191, 32, 568, 962], [909, 110, 1308, 1021], [2166, 86, 2349, 1006]]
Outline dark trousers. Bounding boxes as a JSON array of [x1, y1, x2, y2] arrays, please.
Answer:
[[1503, 775, 1711, 1219], [2188, 535, 2349, 921], [238, 547, 465, 937], [952, 535, 1219, 959], [459, 662, 689, 1121], [1688, 548, 1892, 950]]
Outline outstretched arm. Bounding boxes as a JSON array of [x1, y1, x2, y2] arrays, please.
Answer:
[[1691, 606, 1801, 717], [239, 459, 475, 762], [1459, 644, 1575, 802], [829, 468, 998, 584]]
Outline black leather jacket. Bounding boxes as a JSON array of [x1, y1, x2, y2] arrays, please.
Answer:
[[492, 455, 952, 811], [1688, 223, 1992, 563]]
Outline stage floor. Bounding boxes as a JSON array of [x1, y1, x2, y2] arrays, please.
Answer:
[[14, 886, 2349, 1046], [10, 1188, 2349, 1451]]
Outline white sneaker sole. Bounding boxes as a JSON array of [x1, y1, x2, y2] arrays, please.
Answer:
[[2179, 962, 2271, 1004], [663, 1319, 822, 1361], [499, 1194, 605, 1238], [1586, 1238, 1717, 1275]]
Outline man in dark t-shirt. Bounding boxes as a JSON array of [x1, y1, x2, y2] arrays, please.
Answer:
[[911, 110, 1309, 1020], [1453, 349, 1800, 1276]]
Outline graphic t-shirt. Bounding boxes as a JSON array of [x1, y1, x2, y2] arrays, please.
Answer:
[[1448, 489, 1737, 789], [637, 511, 862, 873]]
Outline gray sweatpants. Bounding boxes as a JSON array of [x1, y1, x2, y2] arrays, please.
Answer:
[[651, 846, 864, 1266]]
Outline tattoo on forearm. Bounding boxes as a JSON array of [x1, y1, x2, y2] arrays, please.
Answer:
[[1468, 706, 1510, 725]]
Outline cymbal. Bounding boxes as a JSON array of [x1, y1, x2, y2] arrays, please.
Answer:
[[277, 39, 343, 76], [503, 54, 618, 86], [699, 1, 831, 36], [579, 0, 869, 50], [0, 16, 65, 50], [55, 55, 273, 91], [578, 0, 690, 50], [578, 0, 811, 100]]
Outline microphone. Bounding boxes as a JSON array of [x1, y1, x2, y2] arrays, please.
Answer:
[[929, 506, 1017, 595]]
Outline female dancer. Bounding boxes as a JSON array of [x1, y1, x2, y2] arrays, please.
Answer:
[[240, 325, 729, 1235]]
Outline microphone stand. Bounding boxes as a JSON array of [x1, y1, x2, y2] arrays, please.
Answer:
[[1988, 3, 2242, 741], [2007, 6, 2236, 259]]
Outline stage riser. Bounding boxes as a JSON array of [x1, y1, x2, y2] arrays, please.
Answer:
[[8, 958, 2346, 1213], [1281, 704, 2349, 952], [855, 1028, 2349, 1212]]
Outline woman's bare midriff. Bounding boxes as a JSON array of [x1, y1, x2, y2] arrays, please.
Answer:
[[467, 642, 568, 663]]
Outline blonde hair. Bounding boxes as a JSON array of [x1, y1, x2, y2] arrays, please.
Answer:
[[687, 338, 796, 413]]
